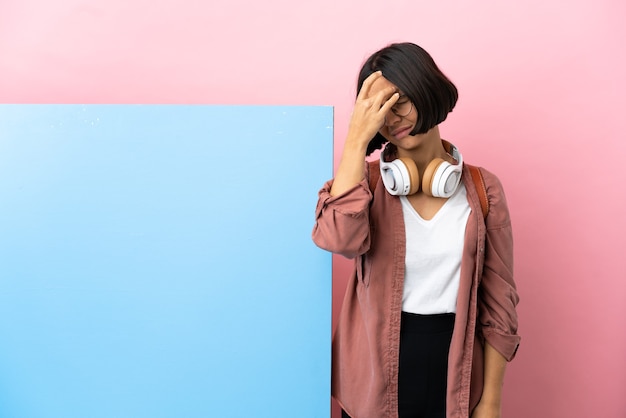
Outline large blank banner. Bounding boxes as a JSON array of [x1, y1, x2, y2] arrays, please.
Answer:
[[0, 105, 333, 418]]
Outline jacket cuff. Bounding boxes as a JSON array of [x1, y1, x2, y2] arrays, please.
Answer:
[[482, 328, 521, 361], [315, 178, 371, 219]]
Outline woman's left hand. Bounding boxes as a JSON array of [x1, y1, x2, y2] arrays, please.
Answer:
[[471, 401, 501, 418]]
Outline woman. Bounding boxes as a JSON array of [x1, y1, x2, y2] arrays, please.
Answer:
[[312, 43, 520, 418]]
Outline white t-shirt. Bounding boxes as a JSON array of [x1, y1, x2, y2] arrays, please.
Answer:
[[400, 184, 471, 314]]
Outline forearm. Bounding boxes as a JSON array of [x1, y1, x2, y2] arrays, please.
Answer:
[[481, 341, 507, 406], [329, 139, 368, 196], [471, 342, 507, 418]]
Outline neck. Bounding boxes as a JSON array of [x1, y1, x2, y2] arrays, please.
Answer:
[[396, 126, 452, 173]]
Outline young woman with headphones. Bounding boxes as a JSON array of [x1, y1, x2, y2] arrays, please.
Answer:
[[312, 43, 521, 418]]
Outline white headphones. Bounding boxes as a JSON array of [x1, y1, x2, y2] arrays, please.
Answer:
[[379, 140, 464, 197]]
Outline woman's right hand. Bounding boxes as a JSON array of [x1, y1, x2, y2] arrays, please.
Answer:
[[329, 72, 399, 197], [346, 71, 399, 147]]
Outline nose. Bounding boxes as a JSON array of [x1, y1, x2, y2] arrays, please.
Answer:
[[384, 110, 401, 126]]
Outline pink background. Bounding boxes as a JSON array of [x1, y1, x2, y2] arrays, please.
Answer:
[[2, 1, 625, 417]]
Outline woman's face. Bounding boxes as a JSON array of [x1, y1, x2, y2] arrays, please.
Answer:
[[367, 76, 418, 145]]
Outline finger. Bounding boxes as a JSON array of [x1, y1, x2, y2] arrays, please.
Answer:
[[378, 92, 400, 114], [357, 71, 383, 101], [371, 86, 399, 108]]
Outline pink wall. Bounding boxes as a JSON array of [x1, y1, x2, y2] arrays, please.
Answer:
[[2, 1, 625, 417]]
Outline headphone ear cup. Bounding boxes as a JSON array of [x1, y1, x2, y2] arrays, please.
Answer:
[[380, 157, 420, 195], [422, 158, 446, 197], [397, 157, 420, 195], [423, 157, 464, 198]]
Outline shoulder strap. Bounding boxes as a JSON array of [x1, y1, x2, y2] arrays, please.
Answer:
[[466, 164, 489, 219], [368, 160, 489, 219], [368, 160, 380, 193]]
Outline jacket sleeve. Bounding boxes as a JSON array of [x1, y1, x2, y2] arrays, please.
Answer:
[[477, 169, 521, 361], [311, 172, 373, 259]]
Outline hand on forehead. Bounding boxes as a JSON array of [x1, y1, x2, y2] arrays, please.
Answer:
[[366, 75, 400, 100]]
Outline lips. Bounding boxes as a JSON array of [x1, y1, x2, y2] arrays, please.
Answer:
[[390, 126, 412, 139]]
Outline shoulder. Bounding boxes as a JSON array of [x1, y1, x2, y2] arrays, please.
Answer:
[[477, 166, 504, 194], [465, 164, 511, 229]]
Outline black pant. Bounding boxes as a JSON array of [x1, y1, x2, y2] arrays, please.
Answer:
[[342, 312, 454, 418]]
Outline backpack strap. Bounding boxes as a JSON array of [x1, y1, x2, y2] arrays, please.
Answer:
[[368, 160, 489, 219], [466, 164, 489, 219], [368, 160, 380, 194]]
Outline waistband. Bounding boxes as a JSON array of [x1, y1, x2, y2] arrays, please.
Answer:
[[400, 311, 455, 334]]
